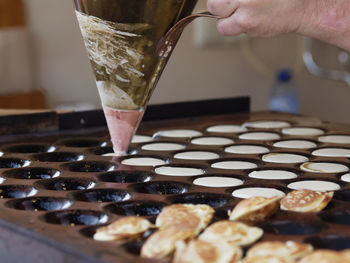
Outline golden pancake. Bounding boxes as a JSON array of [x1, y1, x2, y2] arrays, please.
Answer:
[[93, 216, 153, 241], [198, 221, 263, 246], [280, 190, 333, 212], [229, 196, 281, 224], [298, 249, 344, 263], [240, 255, 295, 263], [173, 239, 242, 263], [141, 227, 196, 259], [246, 241, 313, 260], [156, 204, 214, 233]]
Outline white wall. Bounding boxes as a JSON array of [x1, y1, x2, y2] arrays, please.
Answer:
[[23, 0, 350, 123]]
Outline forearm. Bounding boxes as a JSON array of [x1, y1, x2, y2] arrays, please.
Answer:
[[297, 0, 350, 51]]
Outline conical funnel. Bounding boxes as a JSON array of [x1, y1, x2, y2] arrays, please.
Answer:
[[73, 0, 197, 155]]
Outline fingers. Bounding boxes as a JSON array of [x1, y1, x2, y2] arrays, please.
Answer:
[[216, 13, 244, 36], [207, 0, 238, 17]]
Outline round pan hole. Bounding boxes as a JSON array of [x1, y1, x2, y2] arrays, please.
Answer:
[[130, 181, 190, 195], [63, 161, 115, 173], [0, 158, 30, 168], [261, 220, 326, 235], [61, 139, 106, 148], [193, 176, 243, 188], [334, 189, 350, 202], [35, 178, 95, 191], [168, 193, 233, 207], [320, 209, 350, 225], [79, 225, 107, 239], [70, 189, 131, 203], [305, 235, 350, 250], [96, 171, 152, 183], [42, 210, 108, 226], [33, 152, 83, 162], [131, 134, 153, 144], [0, 185, 37, 198], [104, 200, 166, 217], [206, 124, 247, 133], [5, 197, 73, 211], [3, 144, 55, 153], [93, 147, 138, 156], [122, 241, 144, 255], [3, 167, 60, 180], [121, 156, 166, 167]]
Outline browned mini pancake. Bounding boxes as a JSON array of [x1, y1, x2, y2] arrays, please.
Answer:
[[93, 216, 153, 241], [246, 241, 313, 260], [280, 190, 333, 212], [298, 249, 346, 263], [173, 239, 242, 263], [240, 255, 295, 263], [199, 221, 263, 246], [156, 204, 214, 233], [229, 196, 281, 224], [141, 227, 196, 259]]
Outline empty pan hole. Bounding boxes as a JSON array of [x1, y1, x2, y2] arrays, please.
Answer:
[[61, 139, 106, 148], [5, 197, 73, 211], [42, 210, 108, 226], [168, 193, 233, 207], [0, 158, 30, 168], [63, 161, 115, 172], [130, 181, 190, 195], [104, 200, 166, 216], [0, 185, 37, 198], [334, 189, 350, 202], [261, 220, 326, 235], [305, 235, 350, 250], [122, 241, 144, 255], [320, 209, 350, 225], [96, 171, 152, 183], [3, 167, 60, 180], [79, 225, 106, 239], [33, 152, 83, 162], [3, 144, 55, 153], [71, 189, 131, 203], [35, 178, 95, 191]]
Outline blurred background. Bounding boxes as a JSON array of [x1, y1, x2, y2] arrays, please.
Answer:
[[1, 0, 350, 123]]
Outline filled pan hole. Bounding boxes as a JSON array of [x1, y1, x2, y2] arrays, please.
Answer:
[[42, 210, 108, 226], [3, 144, 55, 154], [305, 235, 350, 250], [319, 209, 350, 225], [35, 177, 95, 191], [5, 197, 73, 211], [0, 158, 30, 168], [95, 171, 152, 183], [60, 139, 106, 148], [92, 146, 138, 156], [3, 167, 60, 180], [70, 188, 131, 203], [104, 200, 166, 217], [167, 193, 233, 207], [129, 181, 190, 195], [260, 220, 326, 235], [63, 161, 115, 173], [0, 185, 37, 198], [32, 152, 83, 162]]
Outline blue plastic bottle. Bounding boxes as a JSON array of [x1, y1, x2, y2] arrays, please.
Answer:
[[269, 69, 299, 114]]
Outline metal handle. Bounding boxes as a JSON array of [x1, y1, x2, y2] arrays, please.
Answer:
[[303, 37, 350, 86]]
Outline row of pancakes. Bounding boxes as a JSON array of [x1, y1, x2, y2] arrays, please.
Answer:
[[93, 189, 336, 262]]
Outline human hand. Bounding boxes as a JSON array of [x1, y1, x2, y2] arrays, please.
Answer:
[[207, 0, 350, 51], [207, 0, 309, 37]]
